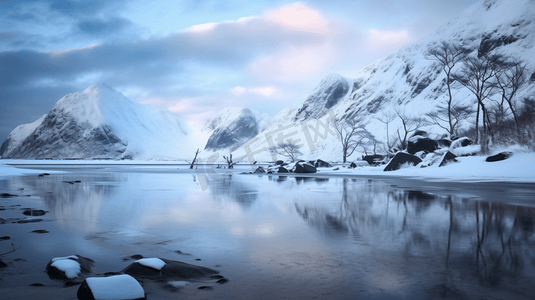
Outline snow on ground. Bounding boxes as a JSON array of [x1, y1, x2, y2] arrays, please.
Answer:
[[0, 163, 59, 179], [85, 275, 145, 300], [319, 152, 535, 183]]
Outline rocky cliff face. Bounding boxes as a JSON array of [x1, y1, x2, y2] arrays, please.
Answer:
[[0, 84, 191, 160], [204, 107, 270, 151]]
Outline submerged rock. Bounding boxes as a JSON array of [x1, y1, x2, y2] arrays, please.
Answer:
[[384, 152, 422, 171], [122, 258, 219, 280]]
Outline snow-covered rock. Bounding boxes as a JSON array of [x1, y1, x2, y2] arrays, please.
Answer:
[[384, 152, 423, 171], [45, 255, 94, 280], [204, 107, 270, 151], [0, 84, 192, 160], [77, 274, 146, 300]]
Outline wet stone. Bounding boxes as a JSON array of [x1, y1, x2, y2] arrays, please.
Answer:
[[217, 278, 229, 284], [198, 286, 214, 290], [29, 283, 45, 287], [17, 219, 43, 224], [0, 236, 11, 241], [23, 209, 46, 216], [31, 229, 49, 234]]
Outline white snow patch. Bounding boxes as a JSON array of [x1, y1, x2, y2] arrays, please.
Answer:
[[86, 275, 145, 300], [51, 258, 81, 279], [135, 258, 166, 270]]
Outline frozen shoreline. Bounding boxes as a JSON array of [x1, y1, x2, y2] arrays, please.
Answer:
[[2, 151, 534, 183]]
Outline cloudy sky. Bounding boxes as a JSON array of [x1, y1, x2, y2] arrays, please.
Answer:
[[0, 0, 478, 142]]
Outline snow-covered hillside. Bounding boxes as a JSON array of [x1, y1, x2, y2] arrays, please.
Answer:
[[203, 107, 270, 151], [210, 0, 535, 163], [0, 84, 193, 160]]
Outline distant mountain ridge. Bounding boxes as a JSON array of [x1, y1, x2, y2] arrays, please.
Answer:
[[0, 84, 192, 160]]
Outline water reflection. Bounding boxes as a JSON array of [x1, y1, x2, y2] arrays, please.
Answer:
[[294, 178, 535, 294], [8, 174, 123, 232]]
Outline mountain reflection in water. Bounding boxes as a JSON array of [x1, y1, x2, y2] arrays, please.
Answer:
[[3, 169, 534, 299]]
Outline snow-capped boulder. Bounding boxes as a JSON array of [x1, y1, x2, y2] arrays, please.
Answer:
[[77, 274, 146, 300], [294, 73, 351, 122], [407, 136, 439, 154], [384, 152, 422, 171], [439, 151, 458, 167], [0, 84, 191, 160], [451, 137, 473, 149], [204, 107, 270, 151], [486, 151, 513, 162], [46, 255, 94, 280], [314, 159, 332, 168], [363, 155, 385, 166], [253, 166, 266, 174], [122, 258, 218, 280], [293, 162, 317, 173]]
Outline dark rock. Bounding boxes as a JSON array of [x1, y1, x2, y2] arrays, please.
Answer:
[[363, 155, 384, 166], [275, 160, 284, 166], [217, 278, 229, 284], [407, 137, 438, 154], [23, 209, 46, 216], [276, 166, 289, 173], [31, 230, 49, 234], [0, 193, 18, 198], [253, 166, 266, 174], [0, 260, 7, 268], [0, 218, 6, 224], [198, 286, 214, 290], [122, 258, 219, 280], [437, 138, 452, 148], [0, 236, 10, 241], [452, 137, 473, 147], [195, 258, 201, 261], [439, 151, 458, 167], [17, 219, 43, 223], [349, 162, 357, 168], [29, 283, 45, 287], [384, 152, 422, 171], [45, 255, 95, 280], [131, 254, 143, 260], [486, 151, 513, 162], [211, 275, 225, 279], [293, 162, 317, 173], [314, 159, 332, 168]]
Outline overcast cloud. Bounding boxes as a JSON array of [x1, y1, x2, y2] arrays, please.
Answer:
[[0, 0, 478, 141]]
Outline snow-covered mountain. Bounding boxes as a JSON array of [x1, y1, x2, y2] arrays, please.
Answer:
[[0, 84, 193, 160], [214, 0, 535, 163], [203, 107, 270, 151]]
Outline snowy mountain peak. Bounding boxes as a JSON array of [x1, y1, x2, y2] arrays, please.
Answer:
[[204, 107, 270, 151], [1, 85, 193, 160], [294, 73, 351, 122]]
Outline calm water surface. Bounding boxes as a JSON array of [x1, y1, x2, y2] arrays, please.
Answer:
[[1, 165, 534, 299]]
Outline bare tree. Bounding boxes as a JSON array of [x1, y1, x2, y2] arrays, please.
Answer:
[[394, 109, 422, 150], [187, 148, 200, 169], [453, 54, 500, 152], [268, 141, 302, 162], [375, 110, 396, 150], [223, 154, 236, 169], [494, 58, 528, 135], [426, 103, 474, 136], [332, 117, 370, 163], [426, 42, 466, 135]]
